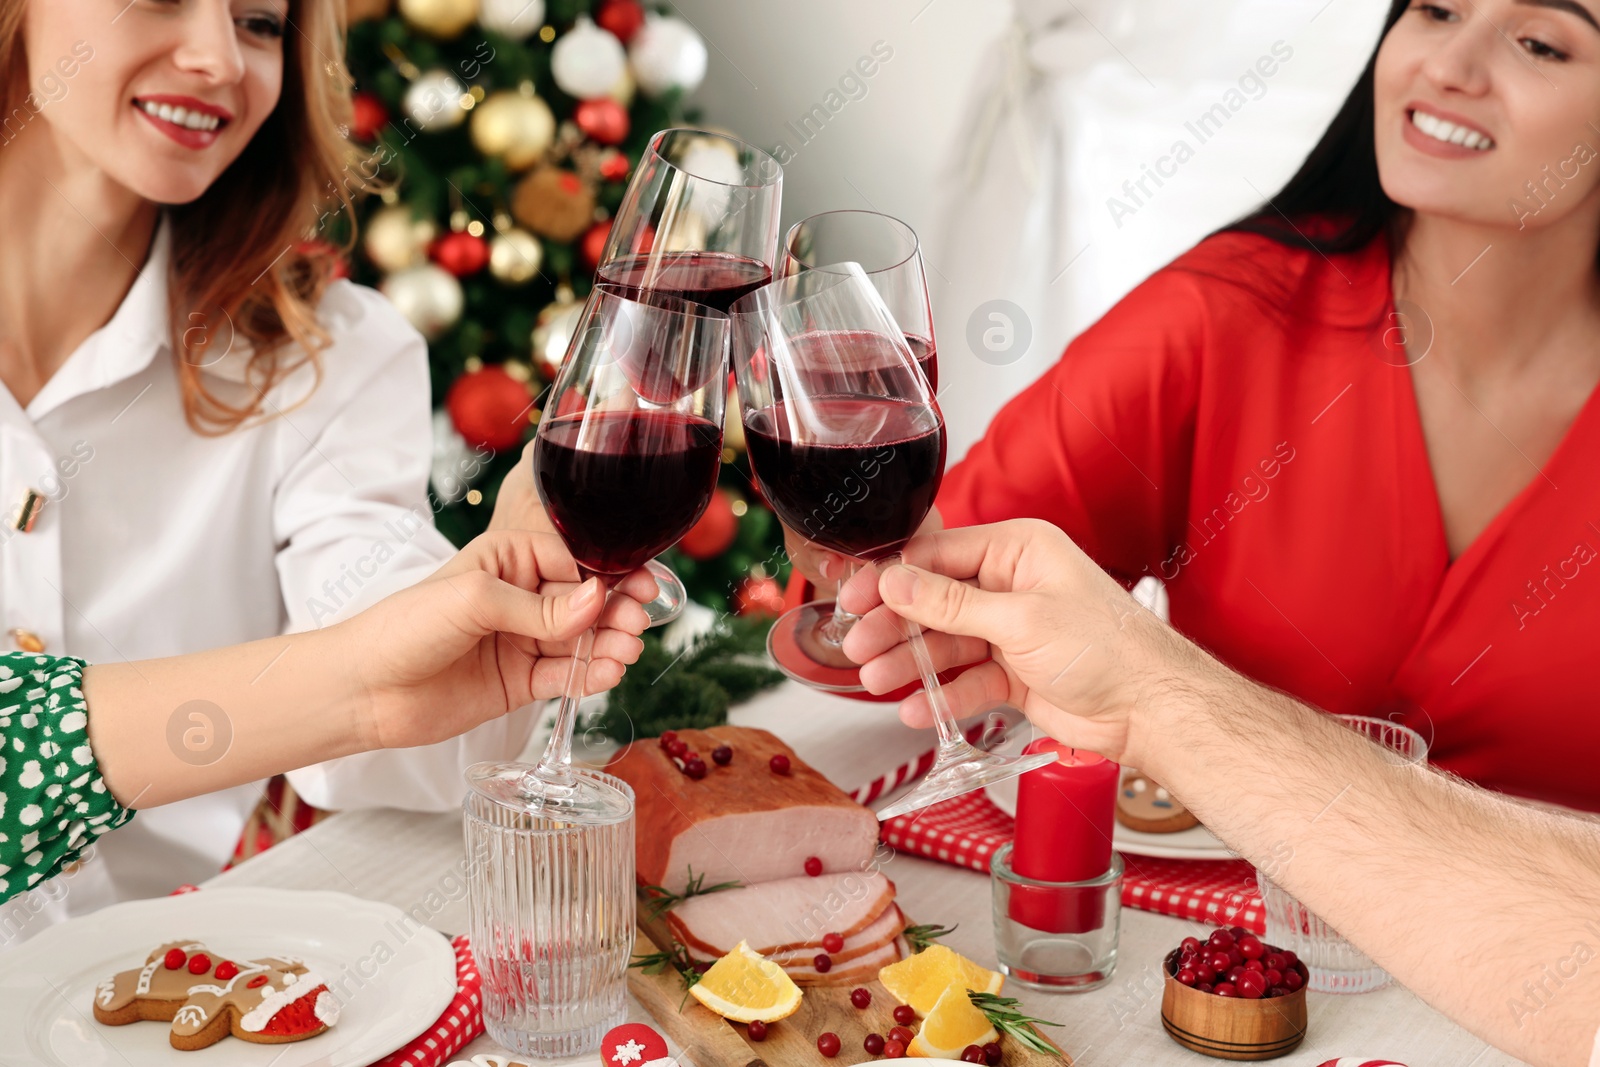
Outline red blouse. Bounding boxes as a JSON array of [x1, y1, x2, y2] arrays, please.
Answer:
[[939, 229, 1600, 811]]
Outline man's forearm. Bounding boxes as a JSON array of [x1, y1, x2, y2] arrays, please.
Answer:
[[1135, 636, 1600, 1067]]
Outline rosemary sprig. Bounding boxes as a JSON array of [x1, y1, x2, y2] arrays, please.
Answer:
[[641, 867, 742, 919], [902, 922, 958, 953], [629, 941, 706, 1009], [968, 992, 1063, 1056]]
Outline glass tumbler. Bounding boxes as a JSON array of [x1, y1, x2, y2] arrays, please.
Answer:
[[464, 762, 636, 1058], [1257, 715, 1428, 994]]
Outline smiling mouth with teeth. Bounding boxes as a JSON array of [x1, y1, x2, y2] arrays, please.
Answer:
[[1409, 108, 1494, 151], [134, 98, 227, 133]]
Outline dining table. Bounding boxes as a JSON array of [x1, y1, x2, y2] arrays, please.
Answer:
[[204, 679, 1525, 1067]]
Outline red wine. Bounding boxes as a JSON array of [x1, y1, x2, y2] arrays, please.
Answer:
[[535, 410, 723, 576], [905, 334, 937, 392], [744, 397, 946, 559], [597, 251, 772, 313], [767, 330, 935, 398]]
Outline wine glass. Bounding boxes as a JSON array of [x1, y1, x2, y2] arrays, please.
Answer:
[[771, 211, 937, 690], [597, 127, 783, 622], [483, 284, 728, 823], [730, 268, 1056, 819]]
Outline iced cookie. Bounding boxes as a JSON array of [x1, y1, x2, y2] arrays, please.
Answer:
[[92, 941, 339, 1050], [1116, 771, 1199, 833]]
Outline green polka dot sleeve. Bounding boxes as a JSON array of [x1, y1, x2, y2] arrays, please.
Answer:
[[0, 652, 133, 905]]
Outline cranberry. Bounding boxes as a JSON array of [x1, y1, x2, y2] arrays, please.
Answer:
[[813, 953, 833, 973], [1263, 952, 1286, 971], [1244, 959, 1265, 974], [187, 953, 212, 975], [804, 856, 823, 877], [823, 932, 845, 954], [962, 1046, 987, 1064], [883, 1038, 907, 1059], [983, 1042, 1003, 1065], [893, 1004, 916, 1025], [770, 754, 792, 776], [1206, 951, 1232, 972], [864, 1033, 886, 1054], [1237, 970, 1268, 999], [667, 739, 688, 758], [888, 1025, 914, 1046], [1267, 986, 1290, 998], [850, 986, 871, 1009], [1283, 967, 1305, 991], [1238, 934, 1265, 960], [1207, 929, 1235, 950], [747, 1020, 768, 1042], [162, 948, 187, 970], [1176, 968, 1197, 986], [684, 758, 708, 780], [1193, 964, 1217, 984], [817, 1032, 841, 1057], [1180, 936, 1202, 955], [659, 730, 677, 748], [1230, 925, 1248, 939], [1227, 947, 1244, 967], [1279, 949, 1299, 969], [1214, 982, 1238, 997], [712, 744, 733, 766], [1227, 966, 1246, 984], [214, 960, 239, 981], [1263, 967, 1283, 986], [1196, 982, 1214, 993]]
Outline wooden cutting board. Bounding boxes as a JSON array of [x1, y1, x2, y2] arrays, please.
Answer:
[[628, 907, 1073, 1067]]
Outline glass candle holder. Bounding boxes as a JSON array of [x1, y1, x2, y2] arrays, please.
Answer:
[[991, 843, 1122, 991]]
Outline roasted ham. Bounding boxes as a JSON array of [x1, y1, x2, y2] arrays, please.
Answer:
[[667, 870, 896, 958]]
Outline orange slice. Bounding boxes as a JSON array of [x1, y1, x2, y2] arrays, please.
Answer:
[[878, 943, 1004, 1018], [687, 939, 803, 1022], [907, 984, 1001, 1058]]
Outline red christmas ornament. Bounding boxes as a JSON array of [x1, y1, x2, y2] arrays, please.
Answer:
[[574, 97, 629, 146], [431, 230, 491, 277], [296, 239, 350, 279], [678, 489, 737, 559], [601, 1022, 670, 1067], [599, 150, 632, 183], [595, 0, 646, 44], [734, 576, 785, 618], [350, 91, 388, 142], [446, 365, 533, 452], [579, 220, 612, 273]]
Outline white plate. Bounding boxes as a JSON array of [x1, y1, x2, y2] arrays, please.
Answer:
[[986, 774, 1236, 861], [0, 887, 457, 1067]]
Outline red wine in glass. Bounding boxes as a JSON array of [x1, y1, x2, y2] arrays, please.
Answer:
[[536, 409, 723, 576], [744, 397, 945, 559], [905, 334, 937, 392], [597, 251, 772, 314]]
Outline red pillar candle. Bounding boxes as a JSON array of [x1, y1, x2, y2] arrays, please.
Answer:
[[1006, 739, 1119, 934]]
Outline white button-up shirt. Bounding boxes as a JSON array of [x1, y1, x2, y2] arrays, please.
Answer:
[[0, 221, 534, 943]]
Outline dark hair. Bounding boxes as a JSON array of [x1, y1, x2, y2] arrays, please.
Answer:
[[1226, 0, 1411, 254]]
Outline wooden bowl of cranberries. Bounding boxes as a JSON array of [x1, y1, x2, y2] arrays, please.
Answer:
[[1159, 925, 1308, 1060]]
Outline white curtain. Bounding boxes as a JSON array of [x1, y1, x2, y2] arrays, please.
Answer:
[[929, 0, 1393, 460]]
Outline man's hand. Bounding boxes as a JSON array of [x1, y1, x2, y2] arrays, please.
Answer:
[[782, 508, 946, 591], [838, 519, 1196, 769]]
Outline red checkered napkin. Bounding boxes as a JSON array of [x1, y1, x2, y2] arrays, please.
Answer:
[[878, 791, 1266, 933], [169, 885, 484, 1065]]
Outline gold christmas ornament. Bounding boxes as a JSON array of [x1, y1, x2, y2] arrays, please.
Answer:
[[346, 0, 392, 22], [403, 69, 469, 131], [397, 0, 478, 38], [488, 229, 544, 284], [380, 264, 465, 340], [531, 288, 584, 378], [470, 90, 555, 171], [511, 166, 596, 242], [363, 204, 437, 273]]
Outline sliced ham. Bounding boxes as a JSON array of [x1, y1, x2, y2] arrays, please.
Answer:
[[608, 726, 879, 895], [785, 938, 906, 986], [667, 871, 895, 958], [768, 905, 906, 966]]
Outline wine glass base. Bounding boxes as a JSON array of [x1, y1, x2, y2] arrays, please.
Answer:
[[466, 762, 635, 827], [875, 748, 1059, 821], [643, 559, 687, 628], [767, 600, 866, 693]]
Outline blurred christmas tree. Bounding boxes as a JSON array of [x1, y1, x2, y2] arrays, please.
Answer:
[[337, 0, 789, 615]]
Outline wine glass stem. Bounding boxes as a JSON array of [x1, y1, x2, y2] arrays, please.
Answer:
[[532, 588, 610, 787], [817, 566, 861, 646], [878, 554, 971, 759]]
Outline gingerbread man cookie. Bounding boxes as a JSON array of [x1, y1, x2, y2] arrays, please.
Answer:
[[92, 941, 340, 1050], [1115, 771, 1200, 833]]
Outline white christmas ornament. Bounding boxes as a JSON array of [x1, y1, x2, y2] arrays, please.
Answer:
[[381, 265, 465, 340], [477, 0, 544, 39], [628, 15, 707, 97], [551, 17, 627, 100], [404, 69, 468, 131], [430, 409, 479, 505]]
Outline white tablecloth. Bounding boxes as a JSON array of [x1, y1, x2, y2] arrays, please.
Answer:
[[208, 682, 1523, 1066]]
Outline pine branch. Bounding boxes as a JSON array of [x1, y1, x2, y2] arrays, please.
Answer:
[[968, 992, 1063, 1056], [641, 867, 742, 919], [902, 922, 958, 953]]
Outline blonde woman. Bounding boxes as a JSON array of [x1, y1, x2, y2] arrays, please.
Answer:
[[0, 0, 580, 935]]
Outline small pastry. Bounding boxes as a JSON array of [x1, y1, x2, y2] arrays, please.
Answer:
[[1116, 771, 1200, 833]]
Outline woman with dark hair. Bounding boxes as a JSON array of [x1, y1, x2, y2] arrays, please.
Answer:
[[793, 0, 1600, 810]]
